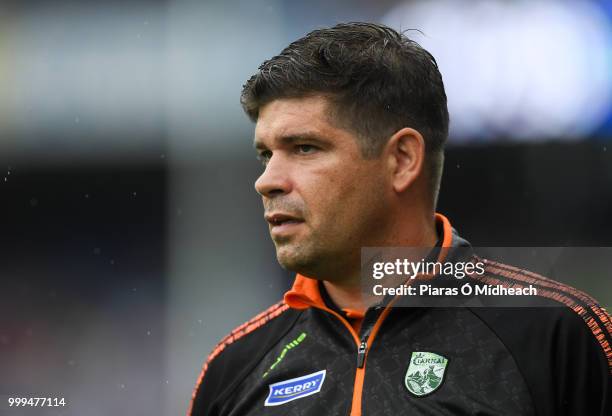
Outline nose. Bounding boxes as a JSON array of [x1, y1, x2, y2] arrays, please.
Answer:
[[254, 156, 292, 198]]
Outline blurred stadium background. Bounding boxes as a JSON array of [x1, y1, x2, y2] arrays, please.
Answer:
[[1, 0, 611, 414]]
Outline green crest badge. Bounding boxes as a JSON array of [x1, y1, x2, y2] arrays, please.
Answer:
[[405, 352, 449, 397]]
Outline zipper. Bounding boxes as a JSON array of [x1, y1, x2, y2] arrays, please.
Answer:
[[355, 306, 383, 368], [356, 336, 368, 368], [297, 297, 395, 416], [349, 302, 399, 416]]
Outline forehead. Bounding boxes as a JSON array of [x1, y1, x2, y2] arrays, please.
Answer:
[[254, 96, 336, 142]]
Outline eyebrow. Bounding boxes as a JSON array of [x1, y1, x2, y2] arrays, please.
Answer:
[[253, 132, 329, 150]]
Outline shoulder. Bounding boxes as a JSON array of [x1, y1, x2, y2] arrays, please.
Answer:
[[188, 301, 302, 416], [466, 258, 612, 414], [471, 257, 611, 366], [201, 301, 295, 372]]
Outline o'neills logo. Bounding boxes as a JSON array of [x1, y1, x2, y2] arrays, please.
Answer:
[[264, 370, 326, 406], [405, 352, 449, 397]]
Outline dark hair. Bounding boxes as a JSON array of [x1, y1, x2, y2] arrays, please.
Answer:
[[241, 22, 449, 203]]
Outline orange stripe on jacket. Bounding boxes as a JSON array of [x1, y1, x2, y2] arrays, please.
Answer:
[[187, 301, 290, 416]]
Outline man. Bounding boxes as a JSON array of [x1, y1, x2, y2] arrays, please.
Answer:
[[189, 23, 611, 415]]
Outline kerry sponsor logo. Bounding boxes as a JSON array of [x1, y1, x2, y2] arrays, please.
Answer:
[[264, 370, 326, 406], [405, 352, 449, 396]]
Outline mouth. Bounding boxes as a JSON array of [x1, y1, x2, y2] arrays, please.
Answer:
[[265, 213, 305, 233]]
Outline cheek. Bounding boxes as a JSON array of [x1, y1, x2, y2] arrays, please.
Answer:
[[308, 168, 386, 230]]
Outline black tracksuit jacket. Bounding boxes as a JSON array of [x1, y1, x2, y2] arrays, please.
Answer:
[[189, 215, 611, 415]]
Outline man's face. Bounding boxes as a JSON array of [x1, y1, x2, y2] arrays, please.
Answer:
[[254, 96, 390, 280]]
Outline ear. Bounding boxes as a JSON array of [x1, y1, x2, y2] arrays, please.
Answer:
[[386, 127, 426, 193]]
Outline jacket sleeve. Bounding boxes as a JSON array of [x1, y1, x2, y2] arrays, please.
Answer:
[[188, 349, 227, 416], [550, 306, 610, 416], [187, 302, 299, 416]]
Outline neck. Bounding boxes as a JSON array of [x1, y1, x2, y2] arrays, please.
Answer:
[[323, 211, 438, 312]]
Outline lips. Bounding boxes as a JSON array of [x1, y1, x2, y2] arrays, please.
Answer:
[[265, 213, 304, 227]]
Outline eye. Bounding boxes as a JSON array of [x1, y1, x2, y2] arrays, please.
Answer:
[[257, 150, 272, 165], [296, 144, 317, 154]]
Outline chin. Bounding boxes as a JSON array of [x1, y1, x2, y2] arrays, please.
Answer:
[[275, 246, 316, 274], [276, 251, 304, 272]]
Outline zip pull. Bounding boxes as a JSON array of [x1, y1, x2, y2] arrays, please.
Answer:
[[357, 336, 368, 368]]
